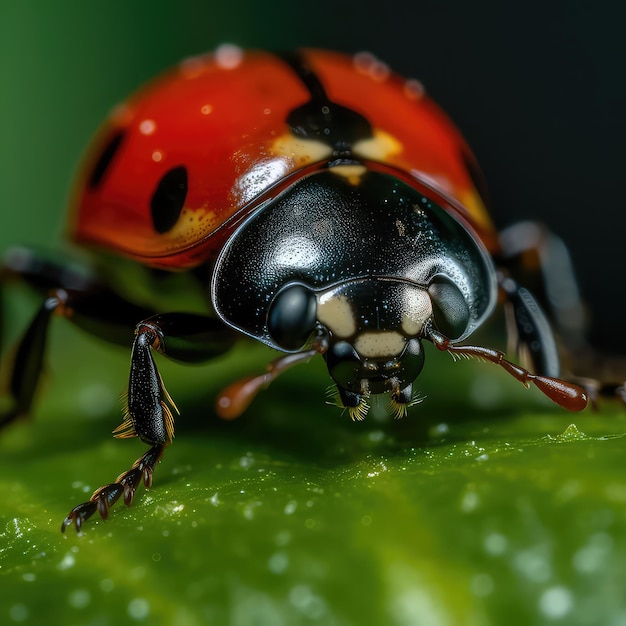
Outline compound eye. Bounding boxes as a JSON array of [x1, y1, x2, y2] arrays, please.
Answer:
[[324, 341, 361, 392], [267, 284, 317, 350], [428, 275, 470, 340]]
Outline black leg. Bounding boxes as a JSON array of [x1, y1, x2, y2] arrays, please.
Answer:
[[1, 295, 59, 426], [498, 273, 561, 378], [0, 283, 154, 428], [117, 313, 236, 444], [60, 312, 236, 531], [498, 221, 587, 352], [61, 444, 165, 532]]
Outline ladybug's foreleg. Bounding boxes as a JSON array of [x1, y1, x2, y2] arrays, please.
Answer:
[[119, 321, 180, 445], [62, 312, 236, 531], [61, 443, 165, 532], [119, 312, 236, 443]]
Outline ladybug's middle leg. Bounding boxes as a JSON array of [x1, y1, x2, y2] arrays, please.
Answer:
[[1, 247, 155, 429]]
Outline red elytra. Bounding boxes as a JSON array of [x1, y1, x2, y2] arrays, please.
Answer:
[[69, 47, 497, 270]]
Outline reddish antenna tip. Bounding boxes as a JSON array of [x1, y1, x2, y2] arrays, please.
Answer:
[[531, 375, 588, 412]]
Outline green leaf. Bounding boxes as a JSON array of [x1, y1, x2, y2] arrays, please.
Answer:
[[1, 333, 626, 626]]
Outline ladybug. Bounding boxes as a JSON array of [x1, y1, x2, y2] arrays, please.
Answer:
[[0, 45, 588, 532]]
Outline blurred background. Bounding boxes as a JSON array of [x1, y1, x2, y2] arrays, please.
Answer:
[[2, 0, 625, 352]]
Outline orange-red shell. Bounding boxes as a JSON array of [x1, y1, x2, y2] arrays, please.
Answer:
[[69, 47, 496, 269]]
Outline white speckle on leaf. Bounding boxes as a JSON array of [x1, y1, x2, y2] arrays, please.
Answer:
[[289, 585, 327, 619], [573, 532, 613, 574], [430, 423, 449, 437], [539, 586, 573, 619], [460, 490, 480, 513], [9, 604, 28, 622], [239, 453, 255, 469], [484, 532, 508, 555], [470, 573, 494, 597], [128, 598, 150, 620], [275, 530, 291, 547], [268, 551, 289, 574], [242, 501, 262, 520], [513, 547, 552, 583], [68, 588, 91, 609]]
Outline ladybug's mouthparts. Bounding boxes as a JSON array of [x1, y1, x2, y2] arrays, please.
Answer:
[[322, 335, 425, 420]]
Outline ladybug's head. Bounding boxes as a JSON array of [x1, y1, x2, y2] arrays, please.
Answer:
[[266, 274, 470, 419], [213, 168, 497, 419]]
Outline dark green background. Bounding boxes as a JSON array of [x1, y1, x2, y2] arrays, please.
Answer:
[[2, 2, 626, 626]]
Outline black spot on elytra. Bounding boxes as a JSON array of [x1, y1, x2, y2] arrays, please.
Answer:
[[88, 130, 125, 188], [150, 166, 188, 234], [287, 101, 372, 157], [278, 52, 373, 158]]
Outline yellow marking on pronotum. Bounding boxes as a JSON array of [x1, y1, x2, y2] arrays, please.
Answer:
[[329, 164, 367, 185], [317, 293, 357, 338], [354, 331, 406, 358]]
